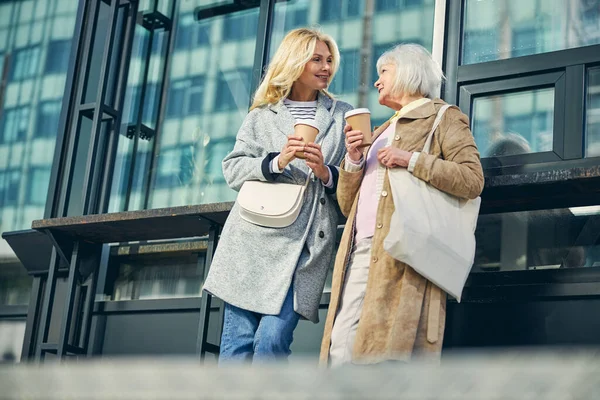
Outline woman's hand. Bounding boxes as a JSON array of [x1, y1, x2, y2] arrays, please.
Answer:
[[344, 124, 364, 162], [377, 146, 413, 168], [303, 143, 330, 183], [279, 135, 306, 170]]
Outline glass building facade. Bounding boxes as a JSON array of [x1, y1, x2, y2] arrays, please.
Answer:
[[1, 0, 600, 362], [0, 0, 78, 363]]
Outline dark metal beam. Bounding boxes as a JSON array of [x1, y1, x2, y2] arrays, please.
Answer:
[[249, 0, 275, 108], [44, 0, 87, 220]]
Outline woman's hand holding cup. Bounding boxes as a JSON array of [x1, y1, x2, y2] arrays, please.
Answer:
[[279, 135, 305, 170], [344, 124, 364, 162], [303, 143, 329, 183]]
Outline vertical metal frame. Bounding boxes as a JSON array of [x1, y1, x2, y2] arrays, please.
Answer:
[[82, 0, 120, 215], [442, 0, 462, 104], [196, 224, 221, 358], [44, 0, 89, 219], [249, 0, 276, 107], [99, 0, 139, 213], [143, 0, 180, 209], [56, 0, 102, 218], [34, 0, 137, 361], [20, 277, 43, 360], [121, 0, 175, 211], [34, 251, 60, 360], [431, 0, 447, 98], [563, 65, 586, 160]]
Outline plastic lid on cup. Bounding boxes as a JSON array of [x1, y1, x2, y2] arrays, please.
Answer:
[[344, 108, 371, 119], [294, 120, 319, 130]]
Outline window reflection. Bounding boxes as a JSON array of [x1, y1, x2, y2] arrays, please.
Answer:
[[463, 0, 600, 65], [586, 67, 600, 157], [0, 263, 32, 306], [0, 0, 77, 237], [137, 0, 435, 209], [270, 0, 435, 132], [471, 88, 554, 159], [147, 3, 260, 209], [474, 206, 600, 272], [0, 321, 25, 363], [112, 251, 205, 301]]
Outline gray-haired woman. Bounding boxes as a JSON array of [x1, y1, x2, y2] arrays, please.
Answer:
[[320, 44, 484, 366]]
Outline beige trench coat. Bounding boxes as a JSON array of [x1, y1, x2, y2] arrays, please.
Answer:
[[319, 98, 484, 365]]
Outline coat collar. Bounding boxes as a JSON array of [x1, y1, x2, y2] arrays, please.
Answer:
[[368, 98, 446, 144], [268, 91, 335, 141], [400, 97, 445, 120]]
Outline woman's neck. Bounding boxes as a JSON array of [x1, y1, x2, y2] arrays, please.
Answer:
[[288, 85, 319, 102], [391, 94, 426, 111]]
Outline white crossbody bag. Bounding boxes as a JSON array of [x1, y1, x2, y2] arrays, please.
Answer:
[[237, 100, 337, 228], [383, 104, 481, 302], [237, 176, 311, 228]]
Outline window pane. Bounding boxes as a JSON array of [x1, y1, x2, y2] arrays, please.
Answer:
[[0, 320, 26, 363], [269, 0, 435, 129], [145, 4, 260, 208], [471, 88, 554, 159], [0, 263, 31, 306], [463, 0, 600, 65], [10, 46, 39, 80], [320, 0, 342, 21], [376, 0, 400, 12], [111, 250, 205, 301], [44, 40, 71, 74], [35, 101, 61, 138], [474, 205, 600, 272], [586, 67, 600, 157]]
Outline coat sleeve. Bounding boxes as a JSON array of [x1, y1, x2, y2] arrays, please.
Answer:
[[222, 110, 280, 192], [411, 107, 484, 200], [336, 159, 363, 217]]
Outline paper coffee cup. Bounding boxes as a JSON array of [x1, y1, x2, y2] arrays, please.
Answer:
[[344, 108, 372, 148], [294, 121, 319, 159]]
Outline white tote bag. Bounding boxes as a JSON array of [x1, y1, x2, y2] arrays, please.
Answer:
[[383, 105, 481, 302]]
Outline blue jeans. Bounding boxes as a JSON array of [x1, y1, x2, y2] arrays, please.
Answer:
[[219, 285, 300, 364]]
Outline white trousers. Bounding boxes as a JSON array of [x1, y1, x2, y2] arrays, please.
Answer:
[[329, 237, 372, 367]]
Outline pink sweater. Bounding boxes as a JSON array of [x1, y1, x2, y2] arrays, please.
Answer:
[[349, 98, 431, 242], [354, 121, 396, 241]]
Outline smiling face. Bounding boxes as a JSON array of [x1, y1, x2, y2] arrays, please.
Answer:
[[292, 40, 333, 96], [374, 63, 401, 110]]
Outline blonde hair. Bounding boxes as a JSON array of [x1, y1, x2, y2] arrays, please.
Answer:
[[376, 43, 445, 99], [250, 27, 340, 110]]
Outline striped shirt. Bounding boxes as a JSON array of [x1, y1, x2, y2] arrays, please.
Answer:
[[283, 98, 317, 121], [271, 98, 333, 188]]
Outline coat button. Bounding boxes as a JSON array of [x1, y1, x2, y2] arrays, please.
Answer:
[[372, 256, 378, 263], [320, 197, 326, 205], [376, 222, 383, 229], [319, 231, 325, 238], [394, 135, 400, 141], [381, 190, 388, 197]]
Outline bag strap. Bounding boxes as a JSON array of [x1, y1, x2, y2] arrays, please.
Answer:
[[422, 104, 452, 154]]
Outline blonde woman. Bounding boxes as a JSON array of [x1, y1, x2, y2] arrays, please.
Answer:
[[203, 28, 353, 363]]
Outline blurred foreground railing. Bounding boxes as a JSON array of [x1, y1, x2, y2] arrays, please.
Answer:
[[1, 349, 600, 399]]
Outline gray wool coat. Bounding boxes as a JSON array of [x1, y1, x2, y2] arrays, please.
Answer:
[[202, 93, 353, 323]]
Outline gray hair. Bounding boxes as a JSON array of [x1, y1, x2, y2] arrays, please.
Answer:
[[376, 43, 444, 99]]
